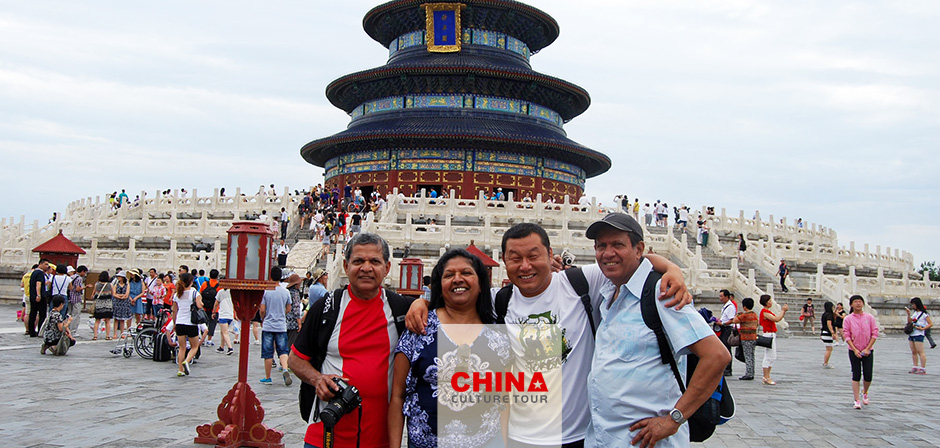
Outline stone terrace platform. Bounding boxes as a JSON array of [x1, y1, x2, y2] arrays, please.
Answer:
[[1, 304, 936, 447]]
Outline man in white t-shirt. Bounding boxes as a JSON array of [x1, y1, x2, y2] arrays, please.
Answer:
[[407, 222, 692, 447]]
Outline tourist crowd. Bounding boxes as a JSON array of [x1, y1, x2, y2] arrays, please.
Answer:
[[20, 182, 937, 447]]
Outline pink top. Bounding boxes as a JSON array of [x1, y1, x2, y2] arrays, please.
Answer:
[[843, 312, 879, 350]]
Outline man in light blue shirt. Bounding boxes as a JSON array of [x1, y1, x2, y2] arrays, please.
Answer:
[[260, 266, 293, 386], [301, 269, 329, 323], [584, 213, 729, 447]]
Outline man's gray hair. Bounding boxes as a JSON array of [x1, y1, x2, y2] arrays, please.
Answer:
[[344, 233, 390, 262]]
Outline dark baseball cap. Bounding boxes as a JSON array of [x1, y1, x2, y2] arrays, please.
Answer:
[[586, 213, 644, 241]]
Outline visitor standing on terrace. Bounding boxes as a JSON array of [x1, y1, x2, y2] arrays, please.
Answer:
[[843, 295, 878, 409], [905, 297, 932, 374], [778, 260, 790, 293]]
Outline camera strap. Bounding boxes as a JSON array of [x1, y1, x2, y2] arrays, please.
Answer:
[[356, 405, 362, 448], [321, 405, 362, 448]]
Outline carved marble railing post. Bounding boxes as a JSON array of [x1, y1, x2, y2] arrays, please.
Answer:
[[142, 208, 150, 237], [876, 267, 885, 294], [902, 270, 910, 295], [767, 214, 776, 259], [444, 214, 453, 245], [214, 239, 222, 271], [447, 189, 457, 216], [168, 240, 178, 270], [816, 264, 824, 294], [404, 213, 413, 240], [127, 238, 137, 268], [849, 266, 857, 294], [87, 239, 97, 267], [535, 194, 544, 219], [169, 211, 178, 237], [0, 217, 6, 249], [198, 249, 208, 273]]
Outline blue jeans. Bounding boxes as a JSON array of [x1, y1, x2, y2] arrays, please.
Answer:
[[261, 331, 288, 359]]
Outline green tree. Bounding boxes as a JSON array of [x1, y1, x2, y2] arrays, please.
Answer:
[[918, 261, 940, 282]]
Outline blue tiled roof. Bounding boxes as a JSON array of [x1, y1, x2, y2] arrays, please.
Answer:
[[301, 109, 610, 176], [364, 0, 560, 52], [325, 64, 591, 120], [387, 45, 531, 71]]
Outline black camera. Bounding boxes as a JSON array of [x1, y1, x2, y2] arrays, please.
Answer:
[[319, 378, 362, 427]]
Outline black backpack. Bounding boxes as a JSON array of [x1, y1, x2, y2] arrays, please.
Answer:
[[298, 287, 413, 422], [201, 281, 219, 313], [152, 334, 173, 362], [495, 267, 597, 337], [639, 271, 734, 442]]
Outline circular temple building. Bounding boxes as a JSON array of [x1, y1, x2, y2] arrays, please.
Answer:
[[302, 0, 610, 200]]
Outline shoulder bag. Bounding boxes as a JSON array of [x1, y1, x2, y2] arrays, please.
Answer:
[[727, 329, 741, 347], [190, 290, 208, 325], [904, 312, 923, 335], [755, 335, 773, 348], [94, 284, 112, 312]]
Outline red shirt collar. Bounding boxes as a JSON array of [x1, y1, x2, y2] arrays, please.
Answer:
[[347, 285, 382, 301]]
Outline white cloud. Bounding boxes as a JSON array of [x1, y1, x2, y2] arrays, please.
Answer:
[[1, 0, 939, 264]]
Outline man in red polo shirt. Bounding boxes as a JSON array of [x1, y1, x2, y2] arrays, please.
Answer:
[[290, 233, 411, 448]]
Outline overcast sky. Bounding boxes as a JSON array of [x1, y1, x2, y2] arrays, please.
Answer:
[[1, 1, 938, 266]]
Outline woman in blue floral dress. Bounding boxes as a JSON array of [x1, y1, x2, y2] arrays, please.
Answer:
[[390, 249, 511, 448]]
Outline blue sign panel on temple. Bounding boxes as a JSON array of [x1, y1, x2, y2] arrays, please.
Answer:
[[433, 11, 456, 46], [425, 3, 463, 53]]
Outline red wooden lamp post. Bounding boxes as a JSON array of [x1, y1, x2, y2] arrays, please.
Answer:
[[195, 221, 283, 448]]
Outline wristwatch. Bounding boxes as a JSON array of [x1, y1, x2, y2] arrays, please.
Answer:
[[669, 408, 686, 425]]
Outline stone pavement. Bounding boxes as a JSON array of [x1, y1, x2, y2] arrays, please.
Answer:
[[1, 304, 937, 448]]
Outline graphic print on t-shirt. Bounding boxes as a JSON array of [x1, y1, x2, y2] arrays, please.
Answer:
[[514, 310, 571, 371]]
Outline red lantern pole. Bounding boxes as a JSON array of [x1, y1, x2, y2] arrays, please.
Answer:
[[195, 222, 283, 448]]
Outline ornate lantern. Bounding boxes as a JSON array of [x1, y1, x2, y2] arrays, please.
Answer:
[[195, 222, 283, 448], [398, 258, 425, 297], [224, 221, 277, 288]]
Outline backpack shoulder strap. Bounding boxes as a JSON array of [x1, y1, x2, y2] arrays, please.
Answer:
[[494, 285, 513, 324], [638, 270, 685, 393], [298, 287, 345, 423], [313, 287, 345, 368], [563, 267, 596, 337], [384, 289, 414, 338]]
